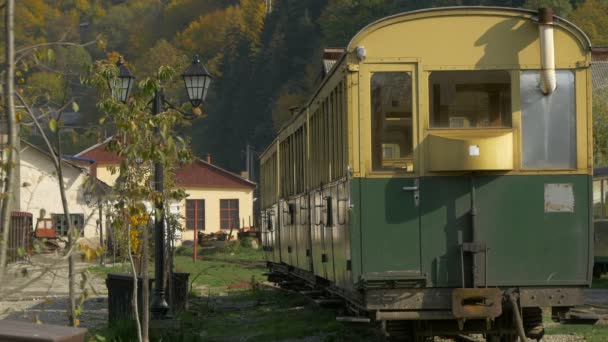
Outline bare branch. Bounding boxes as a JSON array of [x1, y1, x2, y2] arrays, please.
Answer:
[[15, 37, 99, 64], [15, 92, 61, 168]]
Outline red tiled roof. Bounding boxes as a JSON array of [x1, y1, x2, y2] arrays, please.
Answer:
[[76, 139, 255, 189], [175, 159, 255, 189], [76, 137, 122, 165]]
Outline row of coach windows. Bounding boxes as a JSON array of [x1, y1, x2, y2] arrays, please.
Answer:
[[371, 70, 576, 171], [310, 81, 347, 186], [279, 127, 306, 197], [260, 153, 277, 208], [186, 199, 240, 231]]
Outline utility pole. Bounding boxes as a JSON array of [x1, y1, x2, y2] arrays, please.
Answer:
[[265, 0, 272, 15], [246, 143, 251, 181]]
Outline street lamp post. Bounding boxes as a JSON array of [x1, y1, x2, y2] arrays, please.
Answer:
[[109, 55, 213, 319]]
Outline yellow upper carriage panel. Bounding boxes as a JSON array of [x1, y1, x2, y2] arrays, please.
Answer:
[[347, 7, 591, 176]]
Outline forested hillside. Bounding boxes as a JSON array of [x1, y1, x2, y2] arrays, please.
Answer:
[[2, 0, 607, 171]]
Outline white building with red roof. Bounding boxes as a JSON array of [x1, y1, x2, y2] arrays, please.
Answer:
[[76, 138, 256, 242]]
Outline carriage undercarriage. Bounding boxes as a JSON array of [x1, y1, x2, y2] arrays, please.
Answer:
[[267, 261, 584, 341]]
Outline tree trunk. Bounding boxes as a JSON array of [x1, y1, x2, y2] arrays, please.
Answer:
[[127, 223, 143, 342], [142, 220, 149, 341], [55, 133, 77, 326], [0, 0, 16, 285]]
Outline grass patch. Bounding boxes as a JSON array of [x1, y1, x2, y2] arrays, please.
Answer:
[[545, 323, 608, 342], [174, 255, 266, 292], [88, 320, 139, 342], [90, 245, 378, 341], [182, 288, 380, 342], [175, 239, 264, 261], [88, 242, 265, 291]]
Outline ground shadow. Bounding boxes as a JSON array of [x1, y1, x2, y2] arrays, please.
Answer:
[[4, 296, 107, 328]]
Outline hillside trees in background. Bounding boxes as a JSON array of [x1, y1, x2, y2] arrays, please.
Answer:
[[7, 0, 608, 172], [0, 0, 104, 154], [523, 0, 573, 16], [570, 0, 608, 46]]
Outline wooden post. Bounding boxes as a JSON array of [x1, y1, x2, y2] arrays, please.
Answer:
[[193, 224, 197, 262]]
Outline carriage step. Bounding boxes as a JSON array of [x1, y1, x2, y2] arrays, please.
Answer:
[[336, 316, 371, 323], [300, 290, 324, 297], [314, 298, 343, 306]]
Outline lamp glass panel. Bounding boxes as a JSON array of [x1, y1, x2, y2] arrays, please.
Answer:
[[203, 77, 211, 100], [111, 77, 132, 102], [194, 76, 204, 100], [185, 76, 196, 100]]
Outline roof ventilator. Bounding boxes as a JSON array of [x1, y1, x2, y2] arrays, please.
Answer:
[[539, 7, 557, 95]]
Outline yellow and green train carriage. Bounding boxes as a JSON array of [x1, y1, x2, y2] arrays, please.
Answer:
[[593, 167, 608, 277], [259, 7, 593, 341]]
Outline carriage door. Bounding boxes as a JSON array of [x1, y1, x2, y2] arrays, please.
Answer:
[[359, 63, 422, 277]]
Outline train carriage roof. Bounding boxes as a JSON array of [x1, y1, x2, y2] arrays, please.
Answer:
[[347, 7, 591, 52], [260, 6, 593, 162]]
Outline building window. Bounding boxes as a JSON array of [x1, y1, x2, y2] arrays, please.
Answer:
[[186, 199, 205, 231], [371, 72, 414, 171], [51, 213, 84, 236], [429, 70, 512, 128], [220, 199, 239, 230]]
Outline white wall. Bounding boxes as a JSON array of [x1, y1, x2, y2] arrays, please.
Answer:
[[20, 146, 100, 244], [96, 164, 119, 187]]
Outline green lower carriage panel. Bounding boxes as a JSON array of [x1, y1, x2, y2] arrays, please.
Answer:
[[350, 175, 592, 288]]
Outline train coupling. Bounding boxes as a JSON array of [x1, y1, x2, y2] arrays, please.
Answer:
[[452, 288, 503, 328]]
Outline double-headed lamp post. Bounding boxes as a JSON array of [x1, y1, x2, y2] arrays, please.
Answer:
[[109, 55, 213, 319]]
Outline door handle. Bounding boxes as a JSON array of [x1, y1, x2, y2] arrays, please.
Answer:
[[402, 179, 420, 207]]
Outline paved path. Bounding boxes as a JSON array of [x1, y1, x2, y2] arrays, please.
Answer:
[[0, 254, 108, 328]]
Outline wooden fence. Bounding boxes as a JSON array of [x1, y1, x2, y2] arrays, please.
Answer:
[[5, 212, 33, 263]]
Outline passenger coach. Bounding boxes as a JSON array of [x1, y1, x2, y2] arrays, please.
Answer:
[[260, 7, 593, 341]]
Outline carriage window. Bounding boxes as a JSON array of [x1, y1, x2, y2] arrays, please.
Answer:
[[521, 70, 576, 169], [429, 71, 511, 128], [371, 72, 413, 171]]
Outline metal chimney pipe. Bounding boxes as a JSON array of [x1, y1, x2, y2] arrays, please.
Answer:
[[539, 8, 556, 95]]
